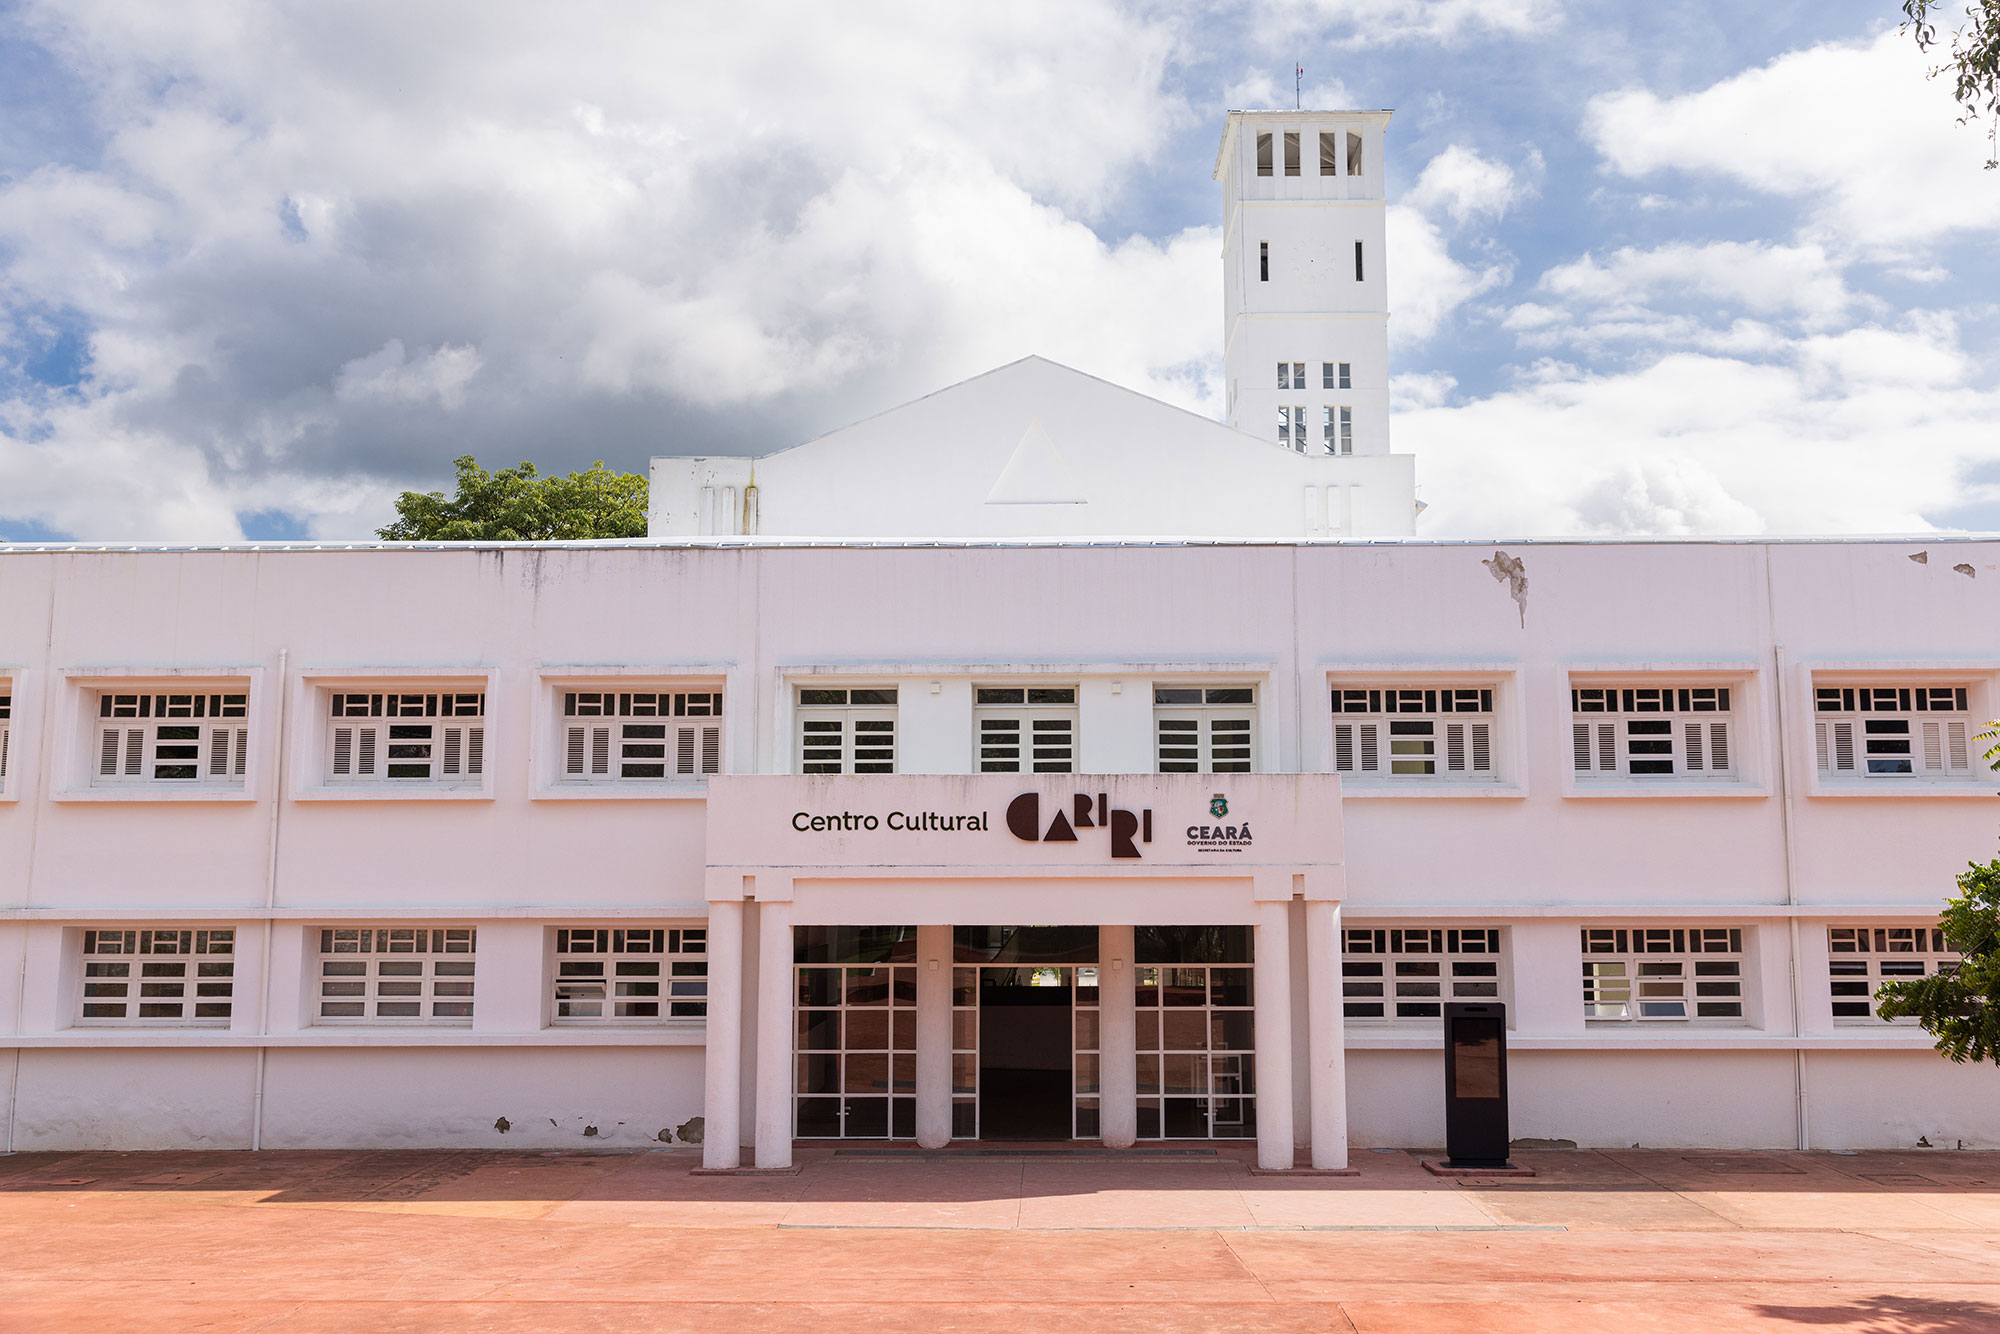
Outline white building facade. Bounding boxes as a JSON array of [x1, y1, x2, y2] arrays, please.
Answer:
[[2, 536, 1997, 1161]]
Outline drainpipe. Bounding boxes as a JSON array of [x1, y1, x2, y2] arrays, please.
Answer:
[[251, 648, 289, 1152], [1770, 621, 1809, 1152]]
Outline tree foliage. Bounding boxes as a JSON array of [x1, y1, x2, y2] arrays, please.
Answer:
[[1902, 0, 2000, 168], [1875, 859, 2000, 1061], [377, 455, 648, 542]]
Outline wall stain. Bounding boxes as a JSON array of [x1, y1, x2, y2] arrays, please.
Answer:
[[1482, 550, 1528, 627]]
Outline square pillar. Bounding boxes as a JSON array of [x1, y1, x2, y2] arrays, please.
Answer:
[[1253, 900, 1296, 1171], [1097, 924, 1137, 1148], [915, 924, 952, 1148], [753, 900, 794, 1169], [702, 898, 745, 1170], [1304, 900, 1348, 1169]]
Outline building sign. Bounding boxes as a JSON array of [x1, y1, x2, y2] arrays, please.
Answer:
[[705, 773, 1340, 873]]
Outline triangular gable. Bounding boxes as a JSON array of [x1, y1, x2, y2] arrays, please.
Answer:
[[985, 418, 1086, 505]]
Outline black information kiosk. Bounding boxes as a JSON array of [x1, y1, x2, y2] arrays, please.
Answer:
[[1442, 1001, 1514, 1169]]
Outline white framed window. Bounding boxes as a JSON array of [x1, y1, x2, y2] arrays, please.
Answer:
[[1342, 927, 1503, 1020], [1283, 129, 1301, 176], [1828, 925, 1960, 1024], [1582, 927, 1744, 1022], [1256, 131, 1273, 176], [1322, 361, 1351, 390], [798, 687, 898, 774], [1154, 685, 1256, 773], [1572, 685, 1735, 780], [1278, 404, 1307, 451], [557, 689, 721, 783], [79, 928, 234, 1025], [92, 691, 247, 788], [325, 690, 484, 786], [974, 686, 1077, 773], [1322, 405, 1352, 455], [1332, 686, 1495, 781], [1277, 362, 1305, 390], [553, 927, 708, 1022], [1814, 684, 1972, 779], [1318, 130, 1339, 176], [315, 927, 476, 1023]]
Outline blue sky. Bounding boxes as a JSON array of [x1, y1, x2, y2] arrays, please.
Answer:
[[0, 0, 1995, 540]]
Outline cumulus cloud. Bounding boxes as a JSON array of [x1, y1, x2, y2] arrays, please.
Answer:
[[1386, 202, 1508, 342], [1403, 318, 2000, 537], [1405, 145, 1521, 223], [1585, 29, 2000, 254], [1247, 0, 1562, 46], [0, 0, 1210, 539]]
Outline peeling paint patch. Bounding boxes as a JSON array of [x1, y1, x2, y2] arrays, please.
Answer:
[[582, 1124, 599, 1138], [1482, 550, 1528, 627], [493, 1116, 511, 1134], [677, 1116, 705, 1145], [1910, 551, 1929, 564], [1955, 563, 1976, 578]]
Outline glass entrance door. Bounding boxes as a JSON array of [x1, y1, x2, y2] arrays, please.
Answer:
[[977, 966, 1073, 1140]]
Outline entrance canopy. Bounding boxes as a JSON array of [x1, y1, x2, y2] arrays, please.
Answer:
[[703, 773, 1345, 921]]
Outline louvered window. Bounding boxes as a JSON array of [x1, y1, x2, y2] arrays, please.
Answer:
[[974, 686, 1076, 773], [1814, 684, 1972, 779], [1343, 927, 1503, 1021], [1154, 686, 1256, 774], [0, 690, 10, 786], [1571, 685, 1735, 781], [325, 691, 485, 786], [558, 690, 721, 783], [1828, 925, 1961, 1023], [94, 692, 248, 787], [79, 928, 234, 1025], [1331, 686, 1494, 781], [554, 927, 708, 1022], [798, 687, 898, 774], [316, 927, 475, 1022], [1581, 927, 1744, 1022]]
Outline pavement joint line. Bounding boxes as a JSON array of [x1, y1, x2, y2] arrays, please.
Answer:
[[766, 1223, 1571, 1232]]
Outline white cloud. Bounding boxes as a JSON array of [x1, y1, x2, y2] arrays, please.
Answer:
[[1401, 317, 2000, 537], [1386, 203, 1507, 342], [0, 0, 1213, 539], [1405, 145, 1520, 223], [1585, 29, 2000, 253], [1538, 240, 1857, 326], [1247, 0, 1562, 46]]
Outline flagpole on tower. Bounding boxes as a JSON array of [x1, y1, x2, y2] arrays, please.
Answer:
[[1295, 61, 1303, 109]]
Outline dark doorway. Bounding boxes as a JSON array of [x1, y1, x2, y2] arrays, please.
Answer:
[[978, 968, 1073, 1140]]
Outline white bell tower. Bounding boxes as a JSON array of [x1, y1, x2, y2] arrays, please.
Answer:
[[1215, 110, 1393, 459]]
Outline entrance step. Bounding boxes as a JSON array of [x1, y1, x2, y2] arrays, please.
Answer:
[[833, 1147, 1220, 1158]]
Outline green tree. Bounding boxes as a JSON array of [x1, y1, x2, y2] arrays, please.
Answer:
[[377, 455, 649, 542], [1902, 0, 2000, 168], [1875, 721, 2000, 1059]]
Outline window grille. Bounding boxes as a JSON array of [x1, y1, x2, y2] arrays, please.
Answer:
[[1571, 685, 1734, 780], [1331, 686, 1495, 781], [1814, 685, 1972, 779], [1343, 927, 1502, 1020], [974, 686, 1076, 773], [553, 927, 707, 1021], [798, 687, 897, 774], [315, 927, 475, 1022], [1828, 925, 1960, 1023], [79, 928, 234, 1024], [1154, 686, 1255, 773], [1136, 962, 1255, 1139], [94, 692, 248, 787], [558, 690, 721, 782], [795, 962, 918, 1139], [0, 690, 10, 784], [1581, 927, 1744, 1022], [326, 691, 484, 785]]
